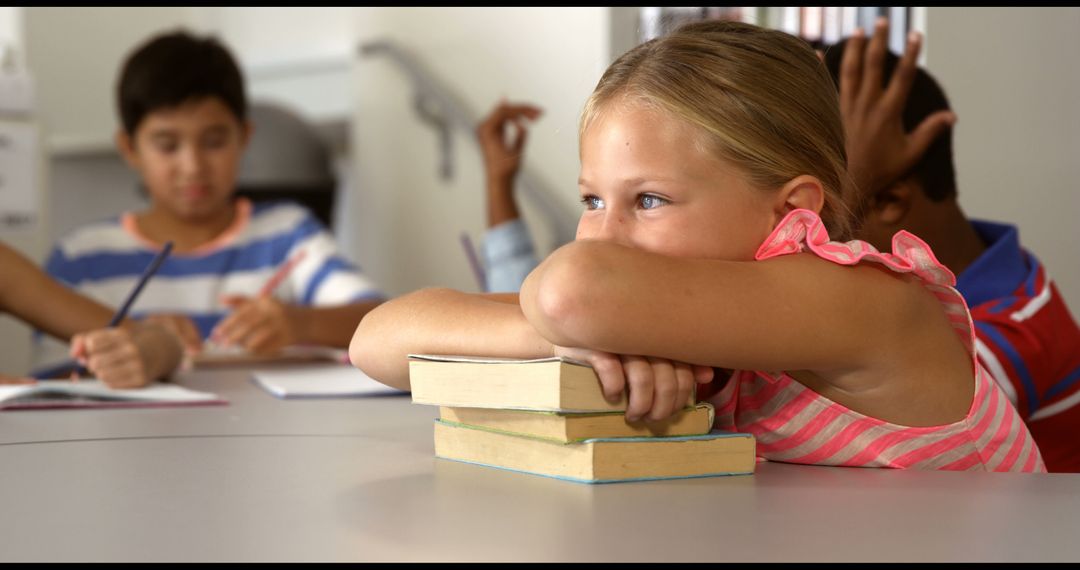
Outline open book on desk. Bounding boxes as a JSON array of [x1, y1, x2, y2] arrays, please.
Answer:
[[0, 381, 226, 410], [251, 364, 407, 399]]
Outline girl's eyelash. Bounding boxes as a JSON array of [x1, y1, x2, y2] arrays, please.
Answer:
[[580, 195, 603, 209], [638, 193, 670, 209]]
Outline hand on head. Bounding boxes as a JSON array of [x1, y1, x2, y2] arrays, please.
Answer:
[[836, 18, 956, 207]]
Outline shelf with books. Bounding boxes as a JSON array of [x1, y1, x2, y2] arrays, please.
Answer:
[[637, 6, 926, 59]]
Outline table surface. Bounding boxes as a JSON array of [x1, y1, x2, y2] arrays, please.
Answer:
[[1, 365, 1076, 562]]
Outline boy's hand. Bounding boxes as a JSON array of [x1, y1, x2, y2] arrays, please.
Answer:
[[839, 19, 956, 205], [144, 313, 204, 355], [70, 328, 150, 389], [553, 346, 713, 422], [212, 295, 296, 355]]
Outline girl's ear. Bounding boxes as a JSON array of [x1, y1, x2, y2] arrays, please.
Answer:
[[773, 174, 825, 223]]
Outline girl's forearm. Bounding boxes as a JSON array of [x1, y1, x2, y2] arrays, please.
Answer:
[[349, 288, 552, 390], [289, 300, 385, 348]]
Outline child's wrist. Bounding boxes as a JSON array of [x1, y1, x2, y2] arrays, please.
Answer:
[[282, 303, 309, 345], [133, 321, 183, 380], [486, 173, 515, 194]]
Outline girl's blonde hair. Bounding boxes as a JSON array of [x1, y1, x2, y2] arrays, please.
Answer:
[[581, 20, 856, 240]]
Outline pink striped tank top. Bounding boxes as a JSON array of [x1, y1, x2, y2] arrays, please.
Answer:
[[708, 209, 1045, 472]]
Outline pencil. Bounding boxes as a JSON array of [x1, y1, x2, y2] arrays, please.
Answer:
[[203, 249, 307, 354], [459, 232, 486, 291], [70, 241, 174, 380], [259, 249, 307, 297]]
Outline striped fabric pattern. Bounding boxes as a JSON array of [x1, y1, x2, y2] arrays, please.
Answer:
[[966, 251, 1080, 472], [709, 209, 1045, 472], [37, 198, 383, 365]]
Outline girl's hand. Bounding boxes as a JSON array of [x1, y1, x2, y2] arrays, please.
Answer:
[[212, 295, 297, 356], [553, 346, 714, 422]]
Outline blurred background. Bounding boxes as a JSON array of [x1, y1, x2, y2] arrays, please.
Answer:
[[0, 7, 1078, 373]]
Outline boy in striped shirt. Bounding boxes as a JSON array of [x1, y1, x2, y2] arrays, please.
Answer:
[[40, 30, 384, 365]]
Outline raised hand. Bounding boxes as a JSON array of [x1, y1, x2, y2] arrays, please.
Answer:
[[838, 18, 956, 207], [476, 100, 543, 227]]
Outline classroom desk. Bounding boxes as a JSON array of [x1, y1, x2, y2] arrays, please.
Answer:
[[1, 366, 1078, 562]]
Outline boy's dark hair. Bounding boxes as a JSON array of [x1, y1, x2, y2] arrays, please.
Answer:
[[116, 29, 246, 135], [823, 39, 957, 202]]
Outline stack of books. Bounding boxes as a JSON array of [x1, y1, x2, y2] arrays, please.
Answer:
[[408, 354, 756, 484]]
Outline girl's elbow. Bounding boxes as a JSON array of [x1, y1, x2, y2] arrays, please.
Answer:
[[348, 312, 398, 384], [349, 336, 409, 391], [522, 246, 603, 346], [531, 283, 581, 344], [348, 315, 377, 374]]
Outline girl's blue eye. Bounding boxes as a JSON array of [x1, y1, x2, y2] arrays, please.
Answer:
[[581, 195, 604, 210], [639, 194, 669, 210]]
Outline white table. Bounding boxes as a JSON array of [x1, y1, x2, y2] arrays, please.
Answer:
[[0, 366, 1076, 562]]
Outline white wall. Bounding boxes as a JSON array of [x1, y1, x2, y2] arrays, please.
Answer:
[[348, 7, 610, 295], [0, 7, 21, 50], [196, 7, 355, 67], [926, 7, 1080, 311], [194, 7, 356, 125], [25, 7, 195, 152]]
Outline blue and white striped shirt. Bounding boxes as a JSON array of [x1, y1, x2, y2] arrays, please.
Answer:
[[38, 198, 383, 363]]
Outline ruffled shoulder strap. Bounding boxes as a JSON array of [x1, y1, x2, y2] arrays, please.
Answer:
[[753, 208, 978, 362], [755, 209, 957, 287]]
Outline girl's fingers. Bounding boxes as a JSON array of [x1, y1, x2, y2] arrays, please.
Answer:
[[621, 354, 654, 422]]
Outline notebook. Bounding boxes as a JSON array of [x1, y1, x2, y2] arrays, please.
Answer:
[[0, 380, 226, 410], [250, 364, 407, 399]]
